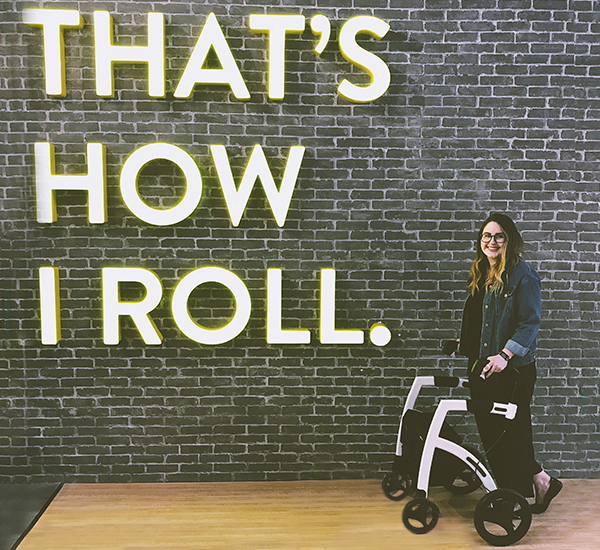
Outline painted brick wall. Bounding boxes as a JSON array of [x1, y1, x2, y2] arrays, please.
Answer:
[[1, 0, 598, 483]]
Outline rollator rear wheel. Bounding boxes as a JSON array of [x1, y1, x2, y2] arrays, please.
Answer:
[[444, 446, 485, 495], [402, 497, 440, 534], [474, 489, 532, 546], [382, 471, 412, 501]]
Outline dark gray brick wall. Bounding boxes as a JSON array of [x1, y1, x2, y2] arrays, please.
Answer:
[[1, 0, 598, 483]]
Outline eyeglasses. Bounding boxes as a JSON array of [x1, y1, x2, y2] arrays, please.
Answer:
[[481, 232, 506, 243]]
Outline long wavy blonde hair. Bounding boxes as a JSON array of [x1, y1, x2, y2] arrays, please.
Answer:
[[468, 213, 523, 296]]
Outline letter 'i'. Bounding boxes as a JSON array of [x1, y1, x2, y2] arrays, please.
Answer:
[[39, 267, 61, 345]]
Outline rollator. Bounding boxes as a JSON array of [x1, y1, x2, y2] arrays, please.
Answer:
[[382, 365, 532, 546]]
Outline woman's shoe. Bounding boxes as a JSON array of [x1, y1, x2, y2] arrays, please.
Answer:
[[531, 477, 562, 514]]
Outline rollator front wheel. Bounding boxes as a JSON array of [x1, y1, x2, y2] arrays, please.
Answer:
[[382, 471, 412, 501], [474, 489, 532, 546], [402, 497, 440, 534]]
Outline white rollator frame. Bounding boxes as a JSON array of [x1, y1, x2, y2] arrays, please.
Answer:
[[396, 375, 517, 498], [383, 374, 532, 546]]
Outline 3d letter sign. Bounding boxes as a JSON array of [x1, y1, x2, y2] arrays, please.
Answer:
[[23, 9, 390, 101], [23, 7, 393, 348]]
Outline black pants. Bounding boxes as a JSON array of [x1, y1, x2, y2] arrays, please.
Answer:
[[468, 359, 542, 497]]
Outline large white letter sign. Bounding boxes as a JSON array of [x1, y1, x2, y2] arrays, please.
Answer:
[[120, 143, 202, 226], [172, 267, 251, 345], [102, 268, 163, 345], [211, 144, 305, 227], [320, 269, 364, 344], [174, 13, 250, 99], [39, 267, 61, 345], [34, 142, 106, 224], [23, 9, 83, 96], [310, 14, 331, 56], [338, 16, 391, 103], [94, 11, 165, 97], [248, 15, 305, 99], [266, 269, 310, 344]]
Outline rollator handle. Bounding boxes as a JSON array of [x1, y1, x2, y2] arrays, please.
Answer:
[[467, 399, 518, 420], [442, 339, 459, 355], [412, 376, 469, 389], [491, 402, 518, 420], [433, 375, 459, 387]]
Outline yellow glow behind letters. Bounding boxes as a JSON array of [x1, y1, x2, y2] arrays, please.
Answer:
[[39, 267, 61, 345], [174, 13, 250, 99], [26, 10, 392, 348], [320, 268, 364, 344], [22, 8, 83, 96], [34, 142, 106, 224], [172, 267, 251, 345], [338, 16, 391, 103], [24, 9, 391, 103], [94, 11, 165, 97], [249, 15, 305, 100], [102, 267, 163, 345], [120, 143, 202, 226], [266, 269, 310, 344], [211, 144, 305, 227]]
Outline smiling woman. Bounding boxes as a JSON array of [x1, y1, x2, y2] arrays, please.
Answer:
[[480, 222, 506, 267], [458, 213, 563, 515]]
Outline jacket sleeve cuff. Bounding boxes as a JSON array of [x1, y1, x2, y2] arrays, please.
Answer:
[[505, 339, 529, 357]]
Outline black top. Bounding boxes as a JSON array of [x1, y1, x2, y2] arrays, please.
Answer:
[[459, 286, 485, 360]]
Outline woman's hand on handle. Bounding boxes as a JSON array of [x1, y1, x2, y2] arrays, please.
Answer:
[[481, 349, 513, 378]]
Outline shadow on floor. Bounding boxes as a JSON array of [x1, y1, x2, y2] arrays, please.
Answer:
[[0, 484, 62, 550]]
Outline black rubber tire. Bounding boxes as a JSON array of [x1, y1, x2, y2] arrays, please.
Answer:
[[382, 471, 412, 501], [474, 489, 532, 547], [444, 446, 485, 495], [402, 497, 440, 534]]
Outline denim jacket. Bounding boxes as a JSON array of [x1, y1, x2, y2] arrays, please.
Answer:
[[460, 259, 541, 368]]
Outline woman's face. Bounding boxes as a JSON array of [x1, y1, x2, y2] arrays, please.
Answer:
[[480, 221, 506, 264]]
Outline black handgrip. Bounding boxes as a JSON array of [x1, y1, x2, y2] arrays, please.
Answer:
[[433, 375, 460, 388], [442, 339, 459, 355]]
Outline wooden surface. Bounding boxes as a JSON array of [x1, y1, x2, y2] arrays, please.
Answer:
[[17, 479, 599, 550]]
